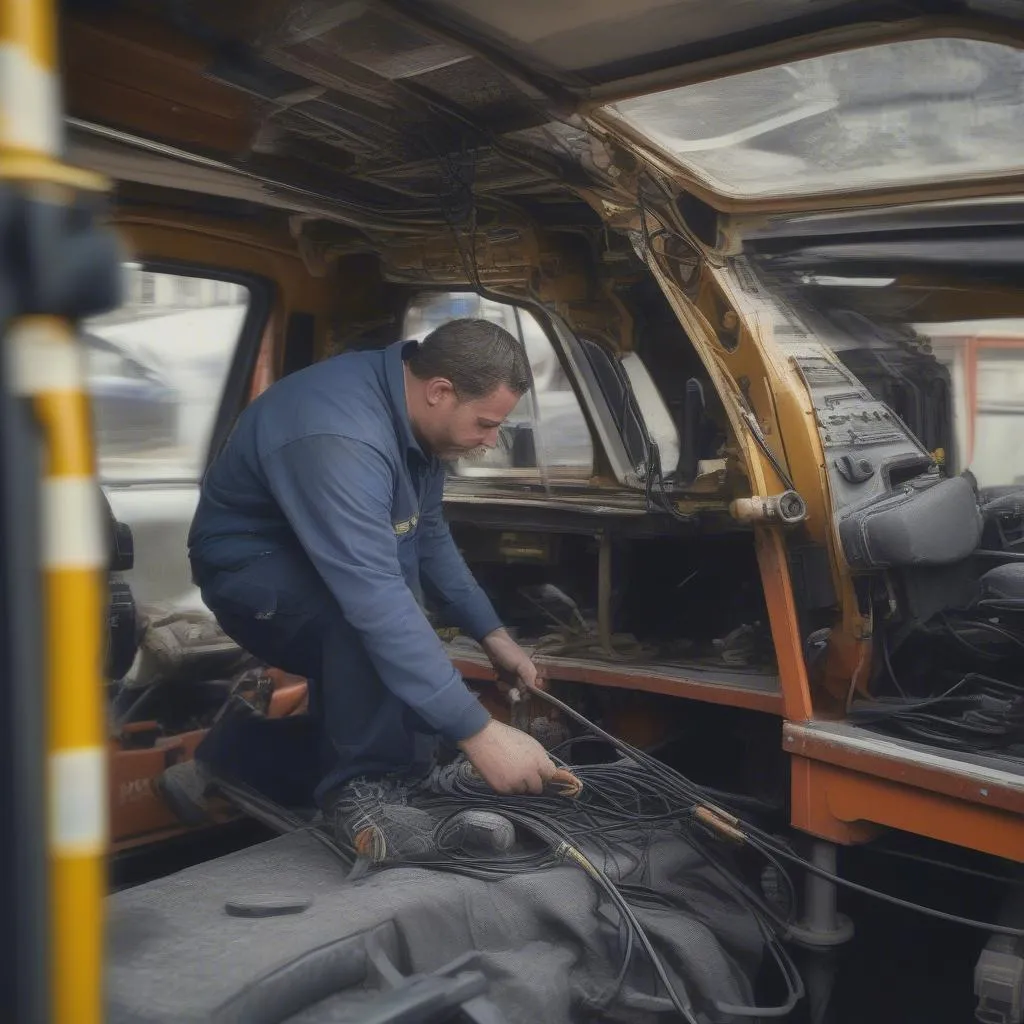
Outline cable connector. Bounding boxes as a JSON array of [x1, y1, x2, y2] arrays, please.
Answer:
[[694, 804, 747, 844]]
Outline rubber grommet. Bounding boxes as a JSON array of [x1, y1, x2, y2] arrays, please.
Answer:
[[224, 894, 313, 918]]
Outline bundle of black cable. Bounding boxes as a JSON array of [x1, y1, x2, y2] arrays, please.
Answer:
[[324, 746, 800, 1024], [214, 683, 1024, 1024], [860, 600, 1024, 754]]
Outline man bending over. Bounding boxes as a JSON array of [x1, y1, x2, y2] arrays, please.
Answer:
[[185, 319, 556, 816]]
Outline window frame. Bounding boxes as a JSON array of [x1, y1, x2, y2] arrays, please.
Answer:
[[588, 28, 1024, 217], [965, 334, 1024, 485], [400, 289, 601, 486], [401, 289, 679, 493], [87, 259, 273, 485]]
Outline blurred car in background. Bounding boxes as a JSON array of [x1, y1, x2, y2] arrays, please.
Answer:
[[83, 331, 177, 455]]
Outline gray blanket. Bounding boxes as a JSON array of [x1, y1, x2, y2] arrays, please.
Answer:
[[106, 830, 766, 1024]]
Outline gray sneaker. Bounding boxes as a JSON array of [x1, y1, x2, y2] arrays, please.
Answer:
[[436, 809, 516, 855], [325, 778, 439, 863]]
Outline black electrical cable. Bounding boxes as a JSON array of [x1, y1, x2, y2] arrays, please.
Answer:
[[746, 833, 1024, 939], [879, 626, 908, 698], [943, 614, 1024, 655], [864, 845, 1024, 888], [215, 675, 1024, 1024], [852, 663, 1024, 753], [378, 746, 807, 1019], [940, 615, 1010, 662], [523, 682, 1024, 940]]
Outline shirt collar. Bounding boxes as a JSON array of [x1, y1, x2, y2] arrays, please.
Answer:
[[384, 340, 428, 462]]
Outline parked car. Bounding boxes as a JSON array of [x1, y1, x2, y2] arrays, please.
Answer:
[[83, 331, 177, 456]]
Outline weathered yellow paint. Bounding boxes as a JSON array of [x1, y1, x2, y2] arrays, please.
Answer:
[[50, 855, 106, 1024], [46, 570, 104, 752], [0, 0, 55, 70], [35, 390, 95, 476]]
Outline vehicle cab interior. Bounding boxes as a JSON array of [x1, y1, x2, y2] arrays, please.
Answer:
[[3, 1, 1024, 1022]]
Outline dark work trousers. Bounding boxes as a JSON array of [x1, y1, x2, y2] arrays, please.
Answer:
[[192, 548, 439, 808]]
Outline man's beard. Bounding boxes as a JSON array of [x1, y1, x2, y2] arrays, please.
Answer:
[[440, 444, 489, 463]]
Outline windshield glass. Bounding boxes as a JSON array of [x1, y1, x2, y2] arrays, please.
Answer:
[[602, 37, 1024, 199]]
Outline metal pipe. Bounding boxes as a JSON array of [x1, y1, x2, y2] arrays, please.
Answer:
[[65, 118, 449, 234], [597, 531, 612, 652], [804, 842, 840, 936]]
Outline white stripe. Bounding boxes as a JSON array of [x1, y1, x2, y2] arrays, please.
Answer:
[[8, 319, 85, 395], [43, 477, 105, 569], [50, 747, 107, 855], [0, 43, 60, 155]]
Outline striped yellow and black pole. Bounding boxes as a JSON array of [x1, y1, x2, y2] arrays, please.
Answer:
[[0, 1, 114, 1023]]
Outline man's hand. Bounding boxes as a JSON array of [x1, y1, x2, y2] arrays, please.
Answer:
[[458, 719, 557, 795], [480, 628, 542, 695]]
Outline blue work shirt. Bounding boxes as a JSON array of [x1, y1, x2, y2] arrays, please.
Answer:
[[188, 340, 500, 742]]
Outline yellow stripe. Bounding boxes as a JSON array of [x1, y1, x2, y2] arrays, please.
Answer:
[[50, 855, 105, 1024], [0, 0, 55, 74], [35, 389, 96, 476], [45, 568, 104, 751]]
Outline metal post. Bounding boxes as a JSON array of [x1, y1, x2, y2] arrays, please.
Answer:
[[785, 842, 855, 1024], [0, 2, 120, 1022], [805, 842, 840, 935], [789, 840, 855, 948]]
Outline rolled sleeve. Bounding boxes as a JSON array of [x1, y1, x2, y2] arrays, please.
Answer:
[[262, 434, 489, 741], [418, 468, 503, 642]]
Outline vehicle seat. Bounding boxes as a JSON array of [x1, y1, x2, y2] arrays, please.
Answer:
[[979, 562, 1024, 612], [122, 604, 258, 692]]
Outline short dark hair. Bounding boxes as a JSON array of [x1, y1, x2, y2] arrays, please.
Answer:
[[408, 318, 531, 400]]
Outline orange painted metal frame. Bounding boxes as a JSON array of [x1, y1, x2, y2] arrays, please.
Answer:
[[754, 528, 813, 721], [108, 679, 308, 852], [454, 652, 784, 716], [790, 752, 1024, 863], [109, 729, 208, 851], [451, 528, 801, 720]]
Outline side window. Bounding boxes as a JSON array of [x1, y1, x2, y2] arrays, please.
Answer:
[[975, 348, 1024, 486], [83, 267, 250, 484], [921, 320, 1024, 487], [403, 292, 593, 480]]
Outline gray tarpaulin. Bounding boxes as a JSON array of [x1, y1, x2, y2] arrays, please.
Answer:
[[106, 829, 766, 1023]]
